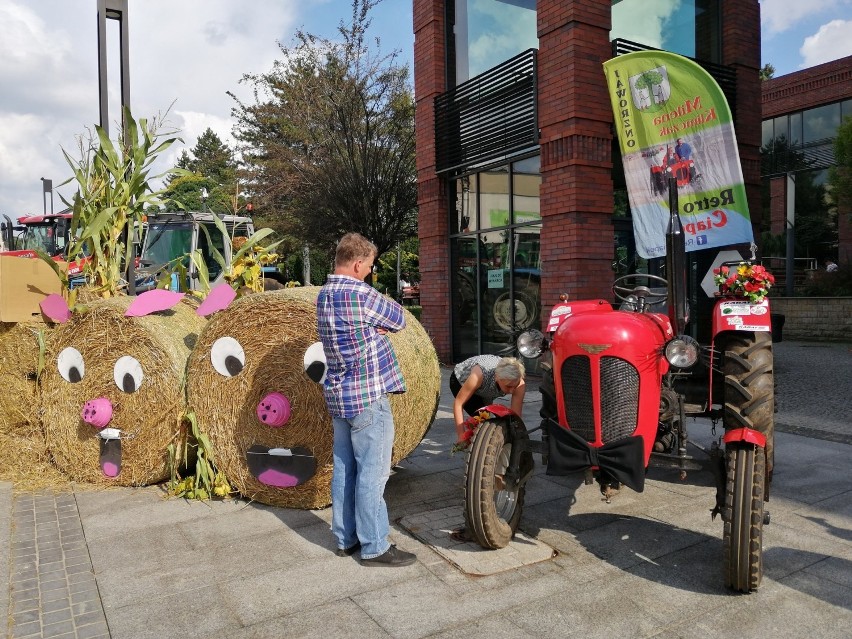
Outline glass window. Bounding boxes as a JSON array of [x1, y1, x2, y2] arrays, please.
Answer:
[[789, 111, 802, 147], [512, 156, 541, 224], [772, 115, 788, 144], [454, 0, 537, 84], [761, 119, 774, 149], [803, 103, 841, 144], [479, 165, 510, 230], [611, 0, 721, 63], [142, 222, 193, 266], [451, 236, 482, 361], [453, 175, 479, 234]]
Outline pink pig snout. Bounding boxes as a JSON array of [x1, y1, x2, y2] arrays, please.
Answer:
[[82, 397, 113, 429], [256, 392, 291, 427]]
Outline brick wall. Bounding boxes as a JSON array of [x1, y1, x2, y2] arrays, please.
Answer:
[[770, 297, 852, 342], [414, 0, 451, 360], [762, 55, 852, 118]]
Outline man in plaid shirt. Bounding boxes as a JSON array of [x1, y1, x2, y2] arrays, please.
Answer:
[[316, 232, 416, 567]]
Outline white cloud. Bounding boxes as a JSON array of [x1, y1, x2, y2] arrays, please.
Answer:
[[800, 19, 852, 66], [0, 0, 308, 216], [760, 0, 849, 35]]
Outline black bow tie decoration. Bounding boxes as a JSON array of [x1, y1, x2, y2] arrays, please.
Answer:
[[545, 419, 646, 493]]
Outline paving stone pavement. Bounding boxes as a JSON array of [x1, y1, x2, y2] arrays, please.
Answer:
[[3, 338, 851, 639]]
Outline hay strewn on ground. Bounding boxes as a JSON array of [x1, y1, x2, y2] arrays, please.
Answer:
[[186, 288, 440, 509], [40, 297, 205, 486]]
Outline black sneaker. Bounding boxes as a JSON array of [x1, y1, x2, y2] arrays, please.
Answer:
[[335, 542, 361, 557], [360, 544, 416, 567]]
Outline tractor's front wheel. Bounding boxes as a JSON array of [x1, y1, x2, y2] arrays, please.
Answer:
[[721, 331, 775, 487], [463, 420, 526, 549], [723, 444, 765, 592]]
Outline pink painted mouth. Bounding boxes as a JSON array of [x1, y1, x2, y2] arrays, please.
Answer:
[[246, 445, 316, 488], [102, 462, 120, 477], [99, 438, 122, 478], [256, 469, 300, 488]]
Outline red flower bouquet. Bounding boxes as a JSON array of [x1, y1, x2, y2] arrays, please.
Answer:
[[451, 411, 491, 453], [713, 264, 775, 303]]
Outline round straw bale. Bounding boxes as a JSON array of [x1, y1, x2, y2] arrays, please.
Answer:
[[0, 322, 71, 489], [0, 322, 45, 439], [40, 297, 204, 486], [186, 287, 439, 509], [276, 287, 440, 463]]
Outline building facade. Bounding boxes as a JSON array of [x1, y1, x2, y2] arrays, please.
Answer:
[[414, 1, 762, 363], [761, 55, 852, 268]]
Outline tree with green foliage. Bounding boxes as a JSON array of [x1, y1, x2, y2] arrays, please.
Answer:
[[759, 63, 775, 81], [230, 0, 417, 257], [163, 128, 239, 213]]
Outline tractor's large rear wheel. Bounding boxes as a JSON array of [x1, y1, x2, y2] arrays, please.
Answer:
[[463, 420, 525, 549], [721, 331, 775, 488], [723, 444, 765, 592]]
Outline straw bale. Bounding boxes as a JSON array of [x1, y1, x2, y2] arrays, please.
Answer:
[[40, 297, 205, 486], [277, 287, 440, 463], [186, 287, 440, 509], [0, 322, 45, 439]]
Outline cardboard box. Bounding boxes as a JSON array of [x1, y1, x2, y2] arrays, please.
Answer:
[[0, 255, 64, 323]]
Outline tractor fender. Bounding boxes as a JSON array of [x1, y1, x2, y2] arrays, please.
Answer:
[[723, 427, 766, 448]]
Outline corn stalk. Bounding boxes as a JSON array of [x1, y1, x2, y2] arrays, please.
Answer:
[[56, 107, 184, 297]]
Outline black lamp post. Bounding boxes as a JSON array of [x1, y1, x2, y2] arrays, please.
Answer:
[[40, 177, 54, 216]]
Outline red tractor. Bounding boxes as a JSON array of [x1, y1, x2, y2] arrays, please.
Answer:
[[460, 179, 774, 593], [1, 211, 88, 284]]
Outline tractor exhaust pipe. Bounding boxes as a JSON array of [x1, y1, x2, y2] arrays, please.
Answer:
[[665, 176, 689, 335]]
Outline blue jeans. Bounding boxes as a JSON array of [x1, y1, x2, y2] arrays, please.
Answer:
[[331, 395, 394, 559]]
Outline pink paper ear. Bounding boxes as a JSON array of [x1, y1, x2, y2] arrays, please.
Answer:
[[196, 283, 237, 317], [124, 289, 185, 317], [40, 293, 72, 323]]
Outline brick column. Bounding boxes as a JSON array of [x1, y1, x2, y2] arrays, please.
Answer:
[[414, 1, 451, 361], [537, 1, 614, 315], [722, 0, 762, 235]]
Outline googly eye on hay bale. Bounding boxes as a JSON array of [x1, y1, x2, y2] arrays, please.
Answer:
[[185, 287, 441, 509], [39, 294, 205, 486]]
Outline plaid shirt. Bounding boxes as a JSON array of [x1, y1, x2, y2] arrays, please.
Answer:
[[317, 274, 406, 418]]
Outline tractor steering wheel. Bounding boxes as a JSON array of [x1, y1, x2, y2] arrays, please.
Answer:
[[612, 273, 669, 307]]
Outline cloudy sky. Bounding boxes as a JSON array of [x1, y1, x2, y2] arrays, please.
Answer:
[[1, 0, 850, 218]]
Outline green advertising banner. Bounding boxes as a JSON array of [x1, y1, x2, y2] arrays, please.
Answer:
[[603, 51, 753, 258]]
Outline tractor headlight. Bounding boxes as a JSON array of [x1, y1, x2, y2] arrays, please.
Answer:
[[517, 329, 546, 359], [665, 335, 699, 368]]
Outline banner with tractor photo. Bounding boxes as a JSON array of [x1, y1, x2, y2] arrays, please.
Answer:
[[603, 51, 754, 259]]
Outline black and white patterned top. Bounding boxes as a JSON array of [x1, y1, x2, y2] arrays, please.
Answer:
[[453, 354, 504, 402]]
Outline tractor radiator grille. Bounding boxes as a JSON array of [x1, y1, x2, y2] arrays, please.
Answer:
[[600, 357, 639, 443], [562, 356, 595, 441], [560, 355, 639, 443]]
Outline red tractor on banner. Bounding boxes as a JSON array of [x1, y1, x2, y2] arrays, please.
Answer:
[[460, 177, 774, 593]]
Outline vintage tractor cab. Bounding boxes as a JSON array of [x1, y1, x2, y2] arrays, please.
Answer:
[[134, 211, 254, 292], [0, 211, 89, 286], [461, 177, 774, 593]]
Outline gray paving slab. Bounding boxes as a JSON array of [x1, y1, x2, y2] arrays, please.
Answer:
[[4, 339, 852, 639]]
